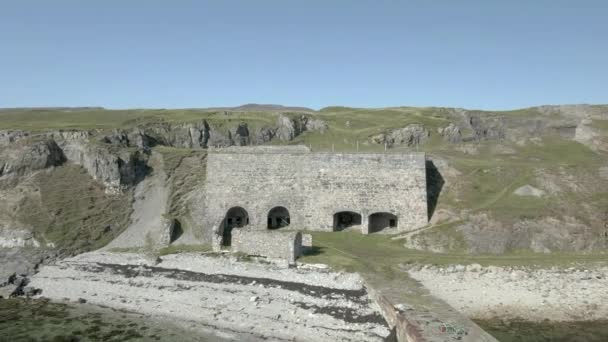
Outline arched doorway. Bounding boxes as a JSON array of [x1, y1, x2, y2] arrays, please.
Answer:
[[268, 206, 290, 229], [333, 211, 362, 231], [222, 207, 249, 246], [368, 212, 398, 233]]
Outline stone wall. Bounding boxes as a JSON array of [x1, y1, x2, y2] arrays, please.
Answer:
[[231, 229, 302, 265], [201, 146, 427, 245]]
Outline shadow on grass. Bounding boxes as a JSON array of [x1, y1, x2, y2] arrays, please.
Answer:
[[302, 246, 326, 256]]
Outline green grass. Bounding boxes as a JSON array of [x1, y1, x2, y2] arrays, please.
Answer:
[[0, 108, 279, 131], [476, 319, 608, 342], [155, 146, 208, 239], [300, 231, 608, 278], [15, 164, 133, 253], [592, 119, 608, 131], [406, 221, 469, 252]]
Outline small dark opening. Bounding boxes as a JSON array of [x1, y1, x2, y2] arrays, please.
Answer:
[[333, 211, 362, 231], [369, 212, 398, 233], [221, 207, 249, 246], [268, 206, 290, 229], [169, 219, 183, 243]]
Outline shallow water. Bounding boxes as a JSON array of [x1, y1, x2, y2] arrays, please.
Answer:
[[0, 298, 226, 342], [475, 319, 608, 342]]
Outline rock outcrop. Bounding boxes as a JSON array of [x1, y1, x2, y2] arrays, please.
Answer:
[[575, 119, 607, 152], [0, 139, 65, 177], [437, 123, 462, 143], [370, 124, 430, 147], [49, 132, 150, 193]]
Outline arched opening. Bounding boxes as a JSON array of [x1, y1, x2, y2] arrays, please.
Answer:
[[169, 219, 183, 243], [221, 207, 249, 246], [333, 211, 362, 231], [268, 206, 290, 229], [368, 212, 398, 233]]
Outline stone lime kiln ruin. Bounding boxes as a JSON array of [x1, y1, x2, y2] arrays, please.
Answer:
[[202, 146, 428, 252]]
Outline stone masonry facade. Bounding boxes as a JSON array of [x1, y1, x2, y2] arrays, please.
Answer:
[[232, 230, 303, 265], [201, 146, 428, 247]]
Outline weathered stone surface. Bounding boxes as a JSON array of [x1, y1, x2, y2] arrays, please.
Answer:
[[233, 123, 250, 146], [67, 145, 148, 193], [370, 124, 429, 147], [599, 167, 608, 180], [276, 114, 297, 141], [158, 217, 176, 246], [275, 114, 327, 142], [438, 123, 462, 143], [466, 114, 506, 141], [201, 146, 428, 244], [0, 139, 65, 177], [0, 230, 41, 248], [455, 214, 605, 254], [232, 230, 302, 265], [575, 119, 607, 152], [304, 117, 328, 133], [0, 130, 30, 145]]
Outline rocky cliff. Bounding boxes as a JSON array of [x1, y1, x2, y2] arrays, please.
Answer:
[[0, 104, 606, 268]]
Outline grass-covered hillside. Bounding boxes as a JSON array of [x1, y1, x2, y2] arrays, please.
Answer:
[[1, 104, 607, 255]]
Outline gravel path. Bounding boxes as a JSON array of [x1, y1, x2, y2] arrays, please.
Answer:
[[29, 252, 391, 342], [407, 264, 608, 322]]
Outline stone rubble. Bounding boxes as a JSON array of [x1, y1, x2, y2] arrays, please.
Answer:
[[407, 264, 608, 322], [28, 252, 391, 342]]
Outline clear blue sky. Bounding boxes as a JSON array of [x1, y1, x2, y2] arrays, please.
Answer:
[[1, 1, 606, 110]]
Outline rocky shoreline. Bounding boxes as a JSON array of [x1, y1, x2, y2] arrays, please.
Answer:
[[406, 264, 608, 322], [26, 252, 392, 342]]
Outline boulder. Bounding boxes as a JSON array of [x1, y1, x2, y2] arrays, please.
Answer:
[[514, 185, 545, 197], [276, 115, 297, 141], [370, 124, 429, 147]]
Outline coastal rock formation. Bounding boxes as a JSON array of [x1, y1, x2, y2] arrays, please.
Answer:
[[0, 139, 65, 177], [370, 124, 430, 147], [408, 263, 608, 322], [28, 252, 392, 342], [438, 123, 462, 143]]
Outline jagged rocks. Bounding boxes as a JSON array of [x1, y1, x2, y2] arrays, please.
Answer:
[[254, 127, 276, 144], [0, 130, 30, 145], [275, 114, 327, 142], [301, 117, 328, 133], [437, 123, 462, 143], [101, 129, 130, 147], [276, 115, 297, 141], [233, 123, 250, 146], [61, 142, 149, 193], [128, 128, 152, 150], [0, 230, 41, 248], [370, 124, 429, 147], [575, 119, 606, 152], [466, 114, 506, 141], [0, 139, 65, 177]]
